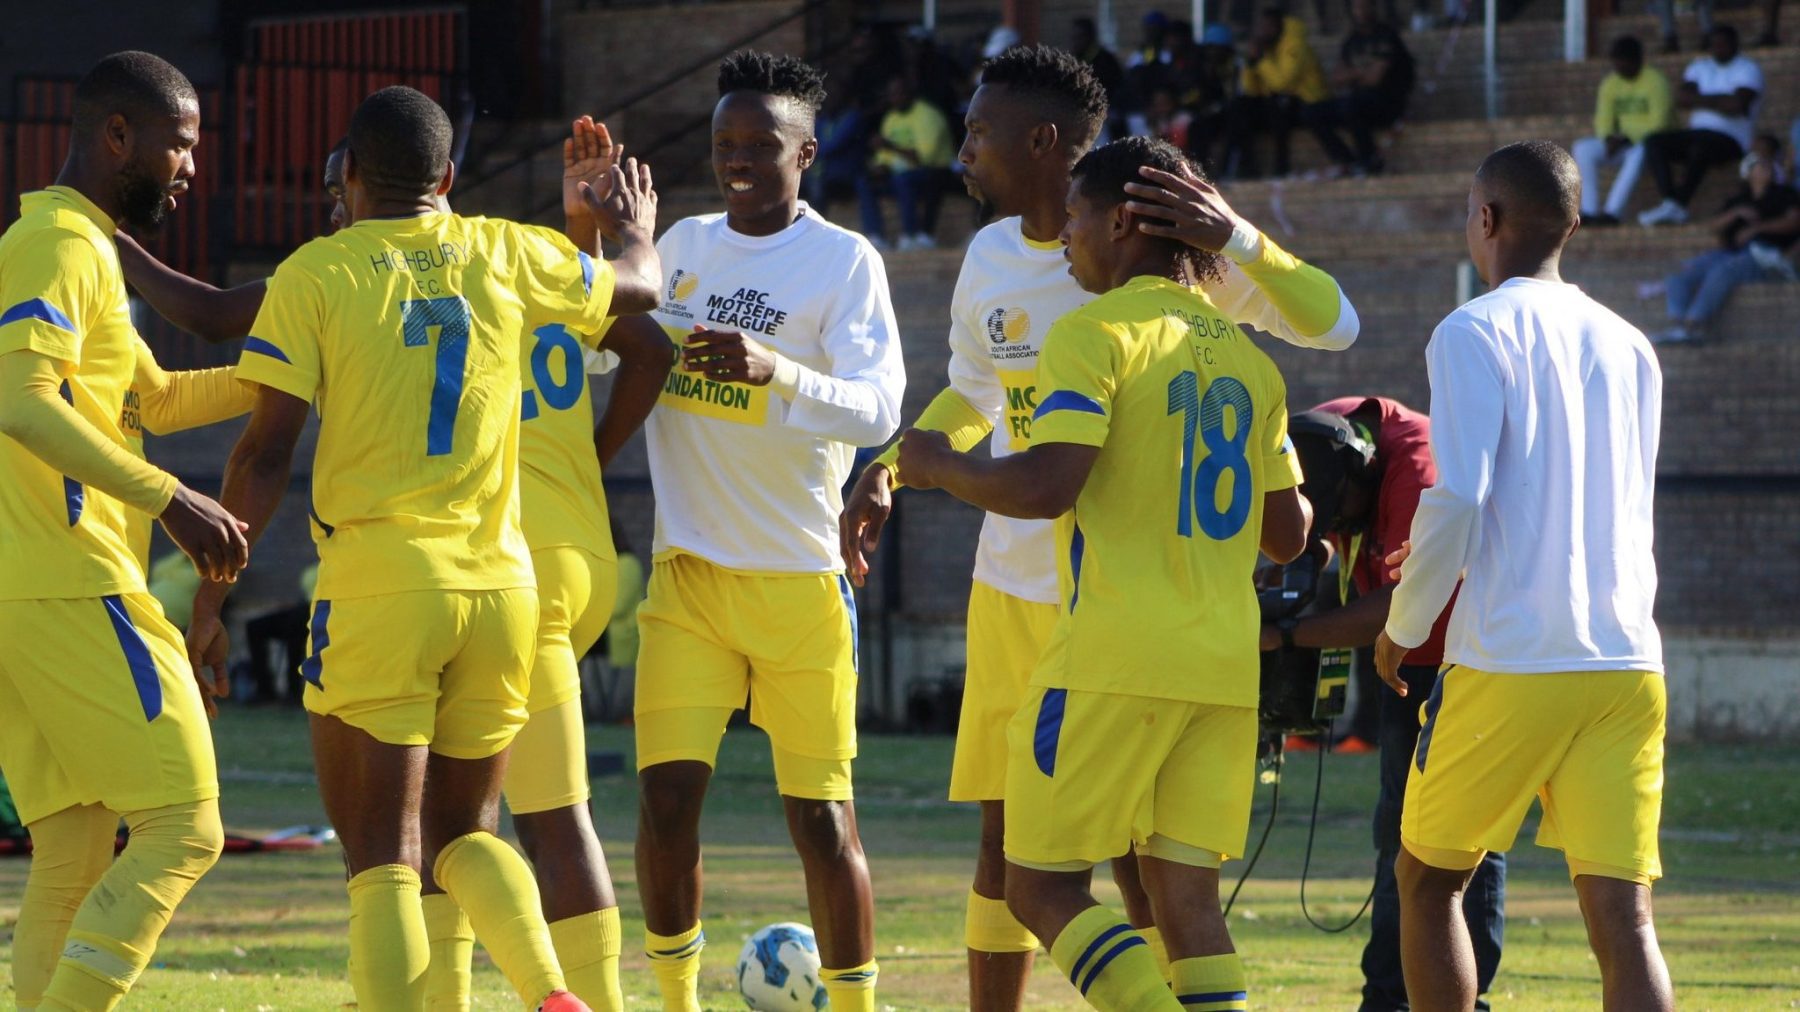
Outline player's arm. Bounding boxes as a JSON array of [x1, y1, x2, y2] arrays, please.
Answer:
[[116, 231, 266, 343], [133, 336, 255, 434], [1260, 486, 1311, 564], [1123, 165, 1359, 350], [592, 313, 675, 468], [900, 431, 1100, 519], [1268, 582, 1394, 650], [1379, 319, 1506, 676], [578, 157, 661, 314], [1257, 379, 1310, 564]]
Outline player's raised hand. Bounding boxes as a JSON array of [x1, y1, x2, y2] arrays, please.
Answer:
[[184, 596, 231, 719], [1122, 164, 1248, 253], [840, 464, 895, 587], [562, 115, 620, 222], [160, 485, 250, 583], [681, 325, 778, 386], [1384, 540, 1412, 581], [895, 428, 953, 491], [581, 155, 657, 241]]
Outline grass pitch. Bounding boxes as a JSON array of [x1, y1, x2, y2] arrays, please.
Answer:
[[3, 708, 1796, 1009]]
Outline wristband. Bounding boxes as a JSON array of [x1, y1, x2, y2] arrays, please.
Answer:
[[1221, 220, 1263, 264]]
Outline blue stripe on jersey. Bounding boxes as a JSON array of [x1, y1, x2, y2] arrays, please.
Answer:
[[1067, 922, 1130, 987], [1033, 688, 1068, 777], [1178, 990, 1249, 1005], [242, 336, 291, 363], [1079, 936, 1147, 996], [1414, 670, 1449, 773], [101, 595, 163, 721], [1033, 389, 1105, 420], [300, 601, 332, 688], [0, 297, 77, 332], [1068, 521, 1085, 612], [59, 380, 83, 526], [837, 573, 859, 673], [578, 251, 596, 296]]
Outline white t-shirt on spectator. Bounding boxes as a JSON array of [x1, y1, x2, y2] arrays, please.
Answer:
[[1684, 54, 1763, 151]]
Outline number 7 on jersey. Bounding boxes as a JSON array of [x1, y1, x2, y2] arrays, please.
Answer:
[[402, 295, 473, 456]]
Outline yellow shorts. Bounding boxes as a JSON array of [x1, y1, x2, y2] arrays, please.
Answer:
[[1004, 686, 1257, 871], [949, 582, 1059, 802], [634, 553, 858, 800], [0, 595, 218, 826], [1402, 666, 1666, 885], [300, 587, 537, 760], [501, 546, 615, 814]]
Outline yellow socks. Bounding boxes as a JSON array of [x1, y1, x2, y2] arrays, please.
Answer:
[[1171, 953, 1249, 1010], [422, 891, 475, 1010], [1047, 906, 1182, 1011], [549, 907, 624, 1012], [1140, 924, 1172, 983], [819, 959, 879, 1012], [13, 803, 117, 1009], [434, 831, 564, 1005], [40, 800, 223, 1012], [347, 864, 430, 1011], [645, 923, 706, 1012], [965, 889, 1038, 953]]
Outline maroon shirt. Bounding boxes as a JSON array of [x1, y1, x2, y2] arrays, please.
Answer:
[[1315, 396, 1455, 667]]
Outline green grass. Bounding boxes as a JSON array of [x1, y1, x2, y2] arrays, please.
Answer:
[[4, 709, 1797, 1009]]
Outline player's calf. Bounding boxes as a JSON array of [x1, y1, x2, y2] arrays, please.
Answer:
[[784, 795, 879, 1012], [1006, 864, 1180, 1012], [967, 800, 1036, 1012], [1573, 876, 1673, 1012]]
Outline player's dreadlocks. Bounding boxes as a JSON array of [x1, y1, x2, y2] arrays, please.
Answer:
[[979, 44, 1110, 151], [717, 50, 828, 123], [1071, 136, 1225, 286]]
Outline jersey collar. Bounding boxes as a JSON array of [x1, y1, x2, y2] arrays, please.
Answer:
[[37, 185, 117, 236]]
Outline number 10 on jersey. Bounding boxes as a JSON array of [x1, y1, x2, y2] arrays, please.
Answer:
[[402, 296, 473, 456], [1167, 372, 1253, 540]]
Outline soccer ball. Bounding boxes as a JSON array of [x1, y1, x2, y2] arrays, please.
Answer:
[[736, 922, 827, 1010]]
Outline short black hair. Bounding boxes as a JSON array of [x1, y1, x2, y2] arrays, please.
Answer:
[[1475, 140, 1580, 242], [717, 49, 827, 120], [1071, 136, 1224, 283], [72, 51, 197, 136], [980, 44, 1109, 150], [1609, 34, 1643, 62], [1710, 23, 1740, 46], [348, 86, 452, 193]]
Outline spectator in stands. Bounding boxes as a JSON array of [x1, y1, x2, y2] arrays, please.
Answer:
[[1187, 24, 1244, 172], [1639, 25, 1764, 226], [1072, 16, 1129, 139], [1127, 10, 1173, 69], [858, 75, 954, 251], [1572, 36, 1673, 226], [1652, 151, 1800, 344], [1227, 7, 1327, 179], [805, 85, 866, 221], [906, 25, 966, 131], [1656, 0, 1713, 53], [1309, 0, 1416, 176], [1146, 85, 1195, 151]]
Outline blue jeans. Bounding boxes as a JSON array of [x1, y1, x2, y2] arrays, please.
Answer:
[[1666, 247, 1777, 325], [857, 168, 938, 241], [1360, 663, 1506, 1012]]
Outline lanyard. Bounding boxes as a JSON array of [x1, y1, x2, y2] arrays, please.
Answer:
[[1337, 531, 1363, 606]]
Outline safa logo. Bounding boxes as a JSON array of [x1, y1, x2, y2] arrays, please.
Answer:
[[667, 270, 701, 303], [985, 307, 1030, 344]]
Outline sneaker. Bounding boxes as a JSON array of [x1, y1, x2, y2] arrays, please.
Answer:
[[1581, 212, 1620, 227], [1283, 733, 1322, 752], [1650, 324, 1701, 344], [1637, 200, 1689, 227], [1333, 735, 1377, 755], [895, 234, 919, 252], [909, 232, 939, 250], [537, 991, 591, 1012]]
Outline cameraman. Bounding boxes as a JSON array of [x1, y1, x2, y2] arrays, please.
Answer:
[[1268, 398, 1506, 1012]]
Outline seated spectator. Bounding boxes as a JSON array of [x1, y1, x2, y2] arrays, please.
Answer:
[[1639, 25, 1764, 226], [1146, 85, 1195, 151], [1072, 16, 1128, 139], [1226, 7, 1327, 179], [1572, 35, 1673, 226], [1652, 152, 1800, 344], [1123, 11, 1175, 135], [858, 75, 954, 251], [1187, 24, 1243, 171], [1127, 10, 1173, 70], [1308, 0, 1415, 176], [805, 86, 867, 220]]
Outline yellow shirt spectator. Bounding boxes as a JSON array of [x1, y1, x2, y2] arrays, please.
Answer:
[[1241, 16, 1328, 105], [874, 98, 953, 173], [1594, 66, 1673, 143]]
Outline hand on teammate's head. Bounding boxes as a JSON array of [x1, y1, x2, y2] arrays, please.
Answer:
[[1122, 163, 1245, 253]]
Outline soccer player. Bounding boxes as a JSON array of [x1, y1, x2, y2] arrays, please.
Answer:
[[1375, 141, 1671, 1011], [897, 135, 1311, 1012], [839, 44, 1356, 1009], [0, 51, 248, 1011], [186, 86, 661, 1011], [631, 51, 904, 1012]]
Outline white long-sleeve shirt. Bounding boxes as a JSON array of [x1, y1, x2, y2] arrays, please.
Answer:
[[944, 217, 1359, 603], [1386, 277, 1664, 674], [645, 206, 905, 572]]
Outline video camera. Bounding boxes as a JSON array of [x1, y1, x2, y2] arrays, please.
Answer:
[[1256, 544, 1350, 736]]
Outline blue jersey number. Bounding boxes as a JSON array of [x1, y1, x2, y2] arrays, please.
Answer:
[[402, 296, 472, 456], [1165, 372, 1253, 540], [522, 324, 585, 421]]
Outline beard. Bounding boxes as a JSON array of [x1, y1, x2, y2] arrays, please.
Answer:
[[117, 160, 171, 234]]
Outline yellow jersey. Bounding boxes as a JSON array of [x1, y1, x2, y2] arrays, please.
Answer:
[[1029, 275, 1302, 707], [518, 321, 613, 562], [0, 187, 148, 601], [237, 212, 615, 600]]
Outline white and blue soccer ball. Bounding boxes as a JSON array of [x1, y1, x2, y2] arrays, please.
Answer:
[[736, 921, 827, 1010]]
